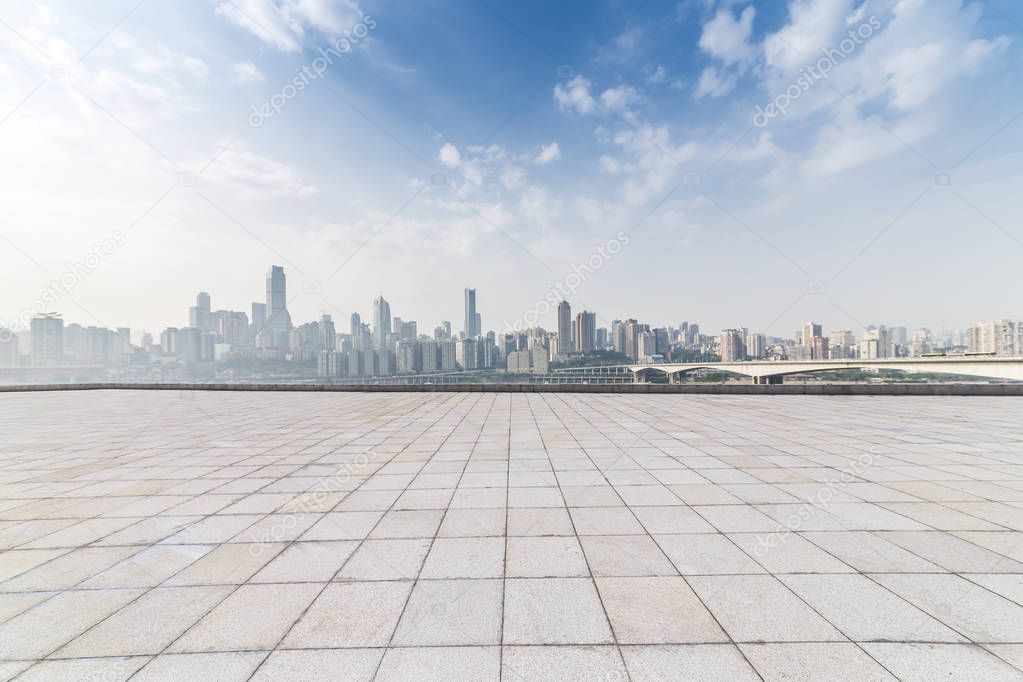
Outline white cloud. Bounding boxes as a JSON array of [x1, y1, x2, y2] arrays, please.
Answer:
[[599, 85, 641, 122], [204, 147, 318, 199], [438, 142, 461, 168], [519, 186, 561, 230], [645, 65, 669, 85], [553, 75, 596, 115], [534, 142, 561, 165], [233, 61, 265, 83], [214, 0, 365, 53], [694, 66, 737, 98], [501, 166, 527, 189], [699, 5, 756, 65]]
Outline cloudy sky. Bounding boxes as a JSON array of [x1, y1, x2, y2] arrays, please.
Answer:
[[1, 0, 1021, 340]]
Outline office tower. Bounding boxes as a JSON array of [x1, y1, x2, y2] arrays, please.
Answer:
[[745, 333, 766, 359], [575, 311, 596, 353], [718, 329, 745, 362], [464, 288, 478, 338], [654, 328, 669, 356], [265, 266, 293, 348], [30, 313, 63, 366], [596, 328, 608, 350], [441, 320, 452, 339], [350, 312, 362, 338], [890, 326, 908, 347], [372, 295, 391, 348], [557, 301, 572, 355]]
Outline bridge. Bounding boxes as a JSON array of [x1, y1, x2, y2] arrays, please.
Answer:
[[555, 357, 1023, 384]]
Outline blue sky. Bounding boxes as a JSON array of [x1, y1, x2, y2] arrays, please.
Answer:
[[1, 0, 1022, 340]]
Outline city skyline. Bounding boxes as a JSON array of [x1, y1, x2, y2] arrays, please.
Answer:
[[1, 1, 1021, 336], [4, 262, 1019, 363], [5, 260, 1019, 347]]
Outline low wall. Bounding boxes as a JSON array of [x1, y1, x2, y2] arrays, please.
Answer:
[[1, 382, 1022, 396]]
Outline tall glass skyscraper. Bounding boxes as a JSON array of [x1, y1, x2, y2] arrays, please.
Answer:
[[464, 288, 478, 338], [373, 296, 391, 348], [264, 265, 292, 348]]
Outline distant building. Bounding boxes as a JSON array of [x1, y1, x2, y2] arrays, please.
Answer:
[[557, 301, 572, 356], [575, 311, 596, 353], [0, 329, 19, 367], [718, 329, 745, 362], [30, 313, 63, 366], [457, 337, 477, 369], [464, 288, 479, 338], [372, 295, 391, 348], [745, 333, 766, 359], [264, 266, 292, 348]]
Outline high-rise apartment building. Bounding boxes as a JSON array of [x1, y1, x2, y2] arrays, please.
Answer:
[[801, 322, 823, 346], [30, 313, 63, 366], [718, 329, 745, 362], [557, 300, 572, 356], [745, 333, 766, 359], [0, 329, 18, 367], [575, 311, 596, 353]]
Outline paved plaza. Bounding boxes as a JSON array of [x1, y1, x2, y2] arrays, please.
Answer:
[[0, 390, 1022, 681]]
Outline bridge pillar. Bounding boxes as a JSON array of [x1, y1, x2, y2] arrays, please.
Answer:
[[753, 375, 783, 385]]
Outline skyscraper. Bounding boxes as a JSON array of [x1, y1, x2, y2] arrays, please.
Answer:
[[264, 266, 292, 348], [372, 295, 391, 348], [575, 311, 596, 353], [464, 288, 478, 338], [557, 300, 572, 356]]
